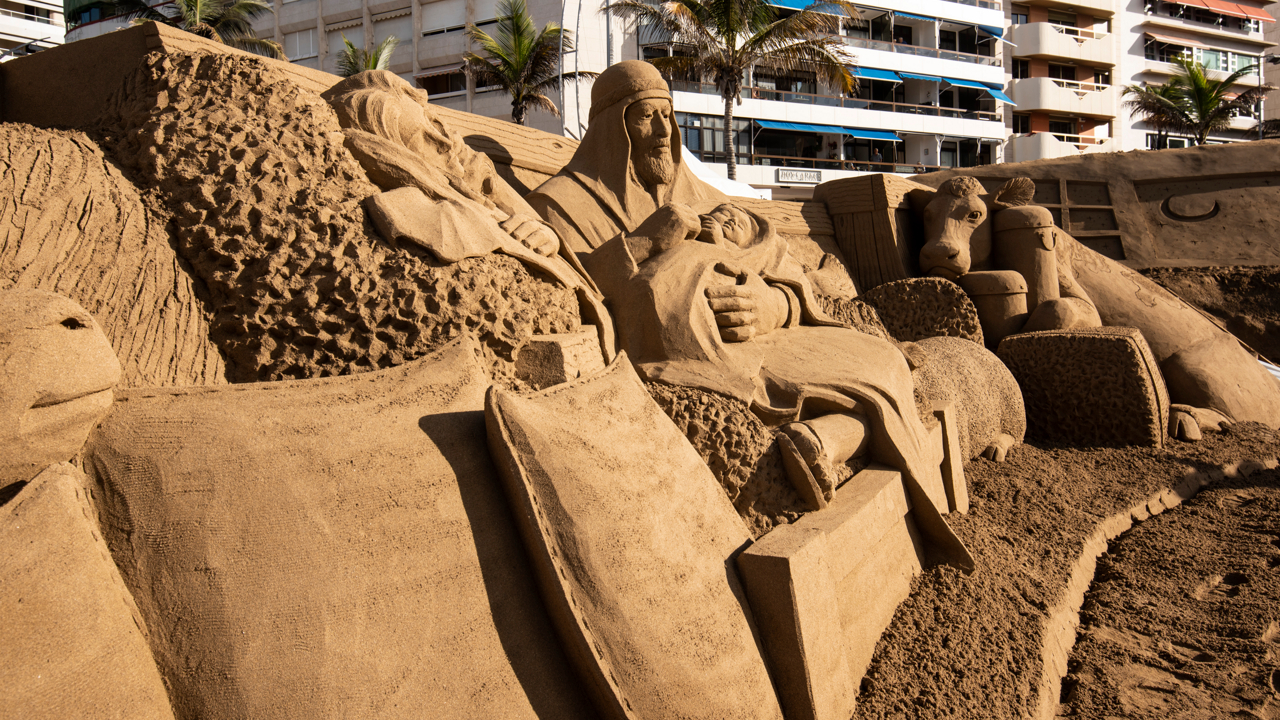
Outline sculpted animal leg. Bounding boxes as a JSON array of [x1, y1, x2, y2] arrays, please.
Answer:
[[1021, 296, 1102, 333], [980, 433, 1016, 462]]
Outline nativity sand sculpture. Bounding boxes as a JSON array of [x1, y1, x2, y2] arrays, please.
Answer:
[[1, 22, 1279, 720]]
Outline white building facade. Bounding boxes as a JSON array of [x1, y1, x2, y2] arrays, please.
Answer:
[[62, 0, 1276, 194]]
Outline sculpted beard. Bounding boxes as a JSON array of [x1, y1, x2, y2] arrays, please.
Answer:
[[634, 145, 675, 186]]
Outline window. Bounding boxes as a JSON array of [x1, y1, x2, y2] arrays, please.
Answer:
[[1047, 9, 1077, 26], [284, 29, 317, 60], [1013, 113, 1031, 134], [423, 0, 465, 33], [940, 141, 958, 167], [418, 70, 466, 96], [1197, 48, 1224, 71], [76, 6, 100, 23], [939, 30, 958, 51], [21, 4, 49, 18], [1146, 134, 1188, 149], [1048, 63, 1075, 80], [1048, 116, 1076, 135], [1012, 59, 1030, 79], [1093, 69, 1110, 85], [1011, 4, 1029, 24]]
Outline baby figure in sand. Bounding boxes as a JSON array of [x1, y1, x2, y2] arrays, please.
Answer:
[[585, 200, 969, 565]]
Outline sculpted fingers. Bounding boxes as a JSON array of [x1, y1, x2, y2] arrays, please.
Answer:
[[715, 310, 755, 328], [719, 325, 756, 342], [706, 294, 753, 313]]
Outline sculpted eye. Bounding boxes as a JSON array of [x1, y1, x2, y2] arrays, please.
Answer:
[[967, 211, 982, 221]]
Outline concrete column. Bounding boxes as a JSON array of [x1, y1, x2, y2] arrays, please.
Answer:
[[411, 0, 421, 73], [363, 0, 373, 49]]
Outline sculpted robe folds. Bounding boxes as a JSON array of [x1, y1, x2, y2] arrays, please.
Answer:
[[584, 226, 973, 569]]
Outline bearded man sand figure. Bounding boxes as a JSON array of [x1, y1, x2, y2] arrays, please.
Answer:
[[583, 201, 974, 570], [526, 60, 727, 259]]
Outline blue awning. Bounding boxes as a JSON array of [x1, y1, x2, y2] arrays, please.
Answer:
[[755, 120, 901, 141], [844, 127, 903, 141], [895, 10, 935, 21], [900, 71, 943, 82], [943, 77, 989, 90], [945, 77, 1015, 103], [985, 88, 1015, 103], [850, 67, 903, 82], [756, 120, 850, 134], [767, 0, 855, 13], [977, 24, 1003, 37]]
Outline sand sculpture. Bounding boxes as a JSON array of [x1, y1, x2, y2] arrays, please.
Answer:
[[913, 175, 1280, 441], [1, 22, 1278, 720]]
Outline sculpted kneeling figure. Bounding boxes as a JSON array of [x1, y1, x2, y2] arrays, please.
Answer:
[[585, 201, 972, 569]]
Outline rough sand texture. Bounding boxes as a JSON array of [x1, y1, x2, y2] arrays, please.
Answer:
[[1063, 465, 1280, 719], [997, 327, 1169, 449], [1143, 265, 1280, 364], [818, 295, 894, 342], [854, 423, 1279, 719], [860, 278, 984, 346], [645, 381, 865, 538], [0, 124, 226, 387], [96, 51, 578, 385], [912, 335, 1026, 461]]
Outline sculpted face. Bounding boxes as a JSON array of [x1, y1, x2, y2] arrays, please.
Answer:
[[0, 290, 121, 484], [697, 204, 759, 248], [625, 98, 675, 187]]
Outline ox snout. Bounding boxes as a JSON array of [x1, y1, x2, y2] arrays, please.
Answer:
[[919, 238, 970, 280]]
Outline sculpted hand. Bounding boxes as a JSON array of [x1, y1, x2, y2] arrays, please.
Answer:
[[705, 272, 790, 342], [501, 214, 559, 257], [632, 203, 701, 254]]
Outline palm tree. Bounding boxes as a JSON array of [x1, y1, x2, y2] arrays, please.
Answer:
[[1121, 57, 1272, 146], [463, 0, 599, 126], [109, 0, 283, 58], [1256, 118, 1280, 139], [1120, 81, 1183, 149], [336, 35, 400, 77], [606, 0, 858, 180]]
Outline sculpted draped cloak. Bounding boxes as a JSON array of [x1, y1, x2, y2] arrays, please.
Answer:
[[584, 227, 974, 569]]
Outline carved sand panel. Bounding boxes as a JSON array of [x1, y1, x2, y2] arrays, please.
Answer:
[[486, 357, 784, 720], [1, 463, 174, 720], [83, 338, 593, 720], [100, 51, 579, 385], [0, 125, 226, 387], [997, 327, 1170, 448]]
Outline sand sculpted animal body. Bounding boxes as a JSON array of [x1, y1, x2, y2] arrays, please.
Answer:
[[917, 176, 1280, 435]]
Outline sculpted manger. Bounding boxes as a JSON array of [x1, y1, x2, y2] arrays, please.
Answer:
[[2, 25, 1280, 720]]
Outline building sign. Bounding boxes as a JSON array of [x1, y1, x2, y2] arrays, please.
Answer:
[[775, 168, 822, 184]]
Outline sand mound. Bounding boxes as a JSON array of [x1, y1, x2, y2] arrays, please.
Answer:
[[1143, 265, 1280, 364], [96, 51, 579, 384], [0, 123, 225, 387], [855, 423, 1279, 719]]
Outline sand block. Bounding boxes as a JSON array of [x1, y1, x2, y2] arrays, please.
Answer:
[[485, 354, 783, 720], [1, 463, 174, 720], [515, 326, 606, 389], [738, 526, 854, 720], [997, 327, 1170, 447], [860, 277, 984, 345], [83, 337, 593, 720], [934, 401, 970, 514], [737, 464, 924, 719]]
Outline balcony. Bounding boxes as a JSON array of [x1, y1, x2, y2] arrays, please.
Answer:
[[1005, 132, 1112, 162], [1008, 77, 1116, 118], [671, 81, 1003, 122], [840, 36, 1001, 68], [1009, 22, 1113, 66]]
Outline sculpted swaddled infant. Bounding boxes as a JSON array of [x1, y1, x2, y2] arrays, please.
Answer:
[[584, 202, 971, 568]]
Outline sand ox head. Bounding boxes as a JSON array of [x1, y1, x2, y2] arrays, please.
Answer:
[[918, 177, 1036, 279]]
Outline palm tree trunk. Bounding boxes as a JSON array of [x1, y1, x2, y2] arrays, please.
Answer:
[[512, 100, 525, 126], [723, 95, 736, 181]]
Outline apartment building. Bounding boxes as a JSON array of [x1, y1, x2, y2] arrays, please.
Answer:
[[1263, 1, 1279, 119], [0, 0, 61, 58], [63, 0, 1276, 192]]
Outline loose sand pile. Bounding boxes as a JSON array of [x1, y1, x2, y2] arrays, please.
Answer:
[[854, 423, 1279, 719]]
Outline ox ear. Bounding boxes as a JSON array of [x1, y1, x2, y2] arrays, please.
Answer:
[[906, 187, 935, 213], [992, 177, 1035, 210]]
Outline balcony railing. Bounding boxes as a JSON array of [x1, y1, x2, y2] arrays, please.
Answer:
[[690, 151, 957, 173], [1047, 132, 1108, 145], [0, 7, 56, 25], [670, 81, 1003, 121], [1046, 23, 1107, 40], [1046, 78, 1111, 92], [841, 36, 1001, 66]]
